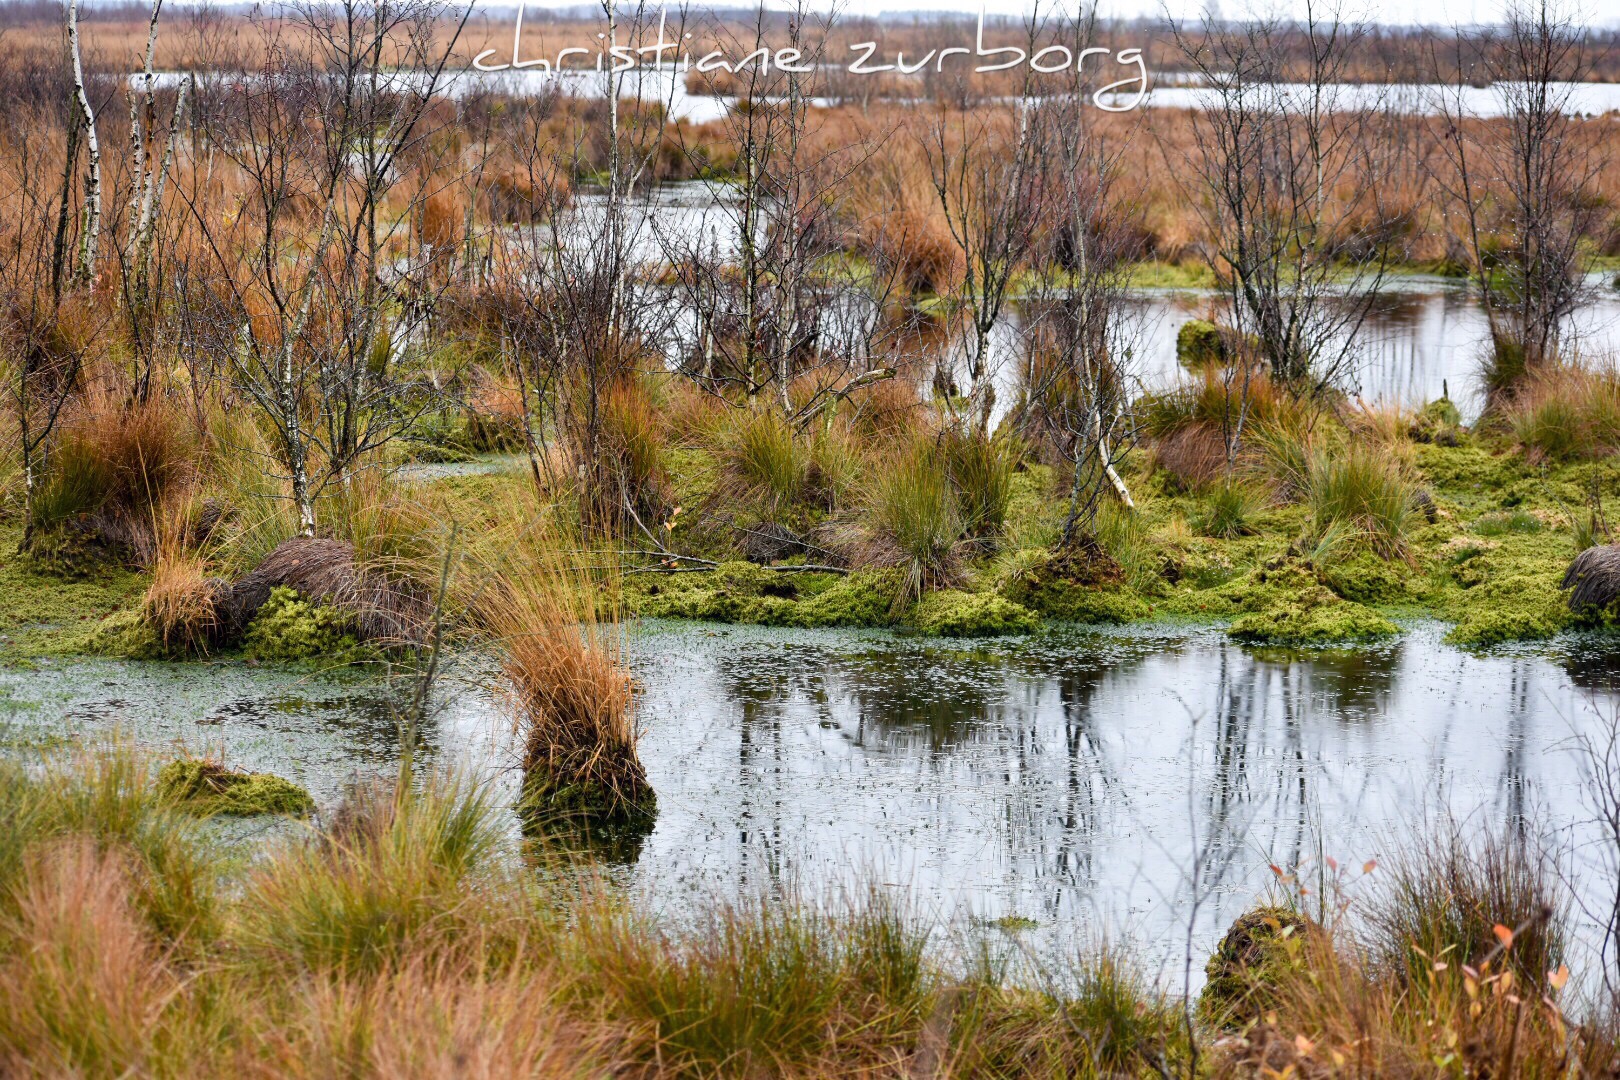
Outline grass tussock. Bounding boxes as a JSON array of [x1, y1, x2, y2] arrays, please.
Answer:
[[1508, 363, 1620, 462], [239, 778, 505, 977], [861, 435, 966, 601], [1226, 827, 1595, 1077], [480, 513, 655, 839], [1306, 445, 1418, 559], [1193, 476, 1269, 539], [29, 394, 199, 567], [723, 406, 806, 515]]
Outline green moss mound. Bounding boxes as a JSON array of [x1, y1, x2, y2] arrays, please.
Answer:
[[157, 759, 314, 817], [1199, 906, 1315, 1028], [1220, 562, 1397, 644], [1318, 550, 1423, 605], [1444, 570, 1570, 647], [1409, 397, 1462, 444], [628, 561, 797, 624], [518, 765, 658, 860], [999, 549, 1152, 625], [1229, 592, 1397, 645], [627, 563, 903, 629], [87, 608, 169, 660], [241, 586, 360, 662], [790, 569, 901, 628], [1437, 524, 1574, 646], [911, 590, 1039, 637]]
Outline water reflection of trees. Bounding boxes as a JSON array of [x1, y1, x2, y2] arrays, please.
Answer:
[[695, 633, 1515, 920], [1204, 642, 1404, 873], [702, 636, 1150, 911]]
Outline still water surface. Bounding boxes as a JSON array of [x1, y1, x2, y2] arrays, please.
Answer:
[[7, 620, 1620, 981]]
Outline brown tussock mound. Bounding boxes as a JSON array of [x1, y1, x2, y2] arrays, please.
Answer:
[[220, 537, 431, 647]]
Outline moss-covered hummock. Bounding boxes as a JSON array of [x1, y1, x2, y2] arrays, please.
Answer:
[[625, 563, 902, 629], [157, 758, 314, 817], [911, 590, 1039, 637], [1220, 560, 1399, 644], [0, 524, 145, 657], [999, 548, 1153, 624], [1200, 906, 1316, 1027], [87, 608, 168, 660], [1229, 593, 1397, 645], [518, 759, 658, 860], [241, 586, 361, 662]]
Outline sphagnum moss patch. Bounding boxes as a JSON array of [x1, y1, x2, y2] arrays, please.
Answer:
[[157, 758, 314, 817]]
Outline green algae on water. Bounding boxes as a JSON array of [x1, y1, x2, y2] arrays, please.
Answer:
[[158, 758, 314, 817]]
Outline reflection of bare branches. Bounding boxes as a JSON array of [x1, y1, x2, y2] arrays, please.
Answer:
[[1566, 701, 1620, 1007]]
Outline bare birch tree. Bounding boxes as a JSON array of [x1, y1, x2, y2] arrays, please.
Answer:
[[1429, 0, 1605, 398], [1170, 0, 1404, 420]]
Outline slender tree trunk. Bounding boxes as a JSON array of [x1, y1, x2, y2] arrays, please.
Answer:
[[67, 0, 102, 287]]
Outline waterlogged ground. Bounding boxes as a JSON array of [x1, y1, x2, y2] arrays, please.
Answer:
[[5, 619, 1620, 981]]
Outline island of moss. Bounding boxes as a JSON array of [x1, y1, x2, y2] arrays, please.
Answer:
[[157, 758, 314, 817]]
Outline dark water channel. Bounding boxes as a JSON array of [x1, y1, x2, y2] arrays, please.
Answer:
[[7, 619, 1620, 984]]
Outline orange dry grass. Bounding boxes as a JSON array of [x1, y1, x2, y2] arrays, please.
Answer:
[[1216, 928, 1607, 1078], [0, 841, 173, 1077], [264, 959, 610, 1077], [480, 519, 652, 833], [141, 551, 218, 654], [1508, 362, 1620, 462]]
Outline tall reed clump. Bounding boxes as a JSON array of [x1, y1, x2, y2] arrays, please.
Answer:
[[863, 436, 964, 602], [131, 491, 223, 656], [1508, 363, 1620, 462], [1306, 444, 1417, 558], [481, 513, 655, 842], [202, 401, 300, 574]]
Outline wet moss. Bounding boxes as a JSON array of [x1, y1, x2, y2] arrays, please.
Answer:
[[1409, 396, 1462, 444], [1412, 442, 1529, 506], [1214, 559, 1323, 612], [241, 586, 360, 663], [1444, 568, 1570, 646], [0, 524, 145, 657], [1199, 906, 1314, 1027], [789, 569, 901, 628], [518, 764, 658, 857], [627, 563, 903, 629], [627, 562, 798, 624], [86, 609, 168, 660], [1318, 550, 1426, 605], [999, 549, 1153, 625], [911, 590, 1040, 637], [1221, 562, 1398, 643], [1434, 521, 1575, 646], [157, 758, 314, 817], [1229, 592, 1398, 645]]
